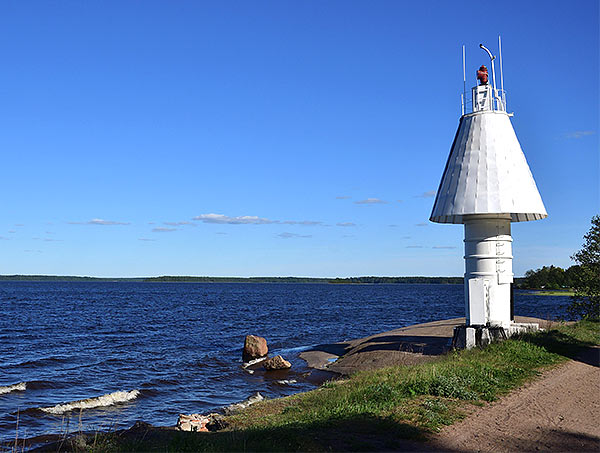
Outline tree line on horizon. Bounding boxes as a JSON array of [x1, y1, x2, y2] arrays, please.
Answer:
[[520, 265, 583, 290], [0, 275, 464, 284]]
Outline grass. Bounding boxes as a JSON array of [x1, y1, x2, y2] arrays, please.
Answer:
[[53, 321, 599, 452], [561, 319, 600, 343], [527, 289, 576, 296]]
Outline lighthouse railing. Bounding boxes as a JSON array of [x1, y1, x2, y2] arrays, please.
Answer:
[[461, 88, 507, 116]]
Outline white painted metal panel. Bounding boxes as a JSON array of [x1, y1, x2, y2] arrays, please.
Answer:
[[430, 111, 547, 224], [467, 278, 487, 325]]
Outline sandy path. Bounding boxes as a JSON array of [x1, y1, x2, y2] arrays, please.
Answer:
[[429, 349, 600, 452]]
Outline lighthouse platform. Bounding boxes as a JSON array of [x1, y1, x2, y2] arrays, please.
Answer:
[[300, 316, 552, 375], [451, 322, 540, 350]]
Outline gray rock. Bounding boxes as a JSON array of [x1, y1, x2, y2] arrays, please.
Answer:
[[223, 392, 265, 415], [177, 413, 209, 432], [206, 413, 228, 431]]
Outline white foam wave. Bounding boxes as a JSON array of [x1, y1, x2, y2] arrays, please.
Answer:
[[275, 379, 297, 385], [0, 382, 26, 395], [40, 390, 140, 415], [223, 392, 264, 415], [276, 345, 312, 355], [242, 357, 267, 368]]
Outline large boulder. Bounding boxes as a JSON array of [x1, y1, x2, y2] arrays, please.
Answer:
[[243, 335, 268, 362], [263, 355, 292, 370]]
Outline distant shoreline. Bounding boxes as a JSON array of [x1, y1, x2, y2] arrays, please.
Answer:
[[2, 276, 568, 291], [0, 275, 466, 284]]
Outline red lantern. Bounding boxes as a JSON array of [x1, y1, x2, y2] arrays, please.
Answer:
[[477, 65, 489, 85]]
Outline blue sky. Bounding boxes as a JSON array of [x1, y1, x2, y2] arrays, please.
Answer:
[[0, 1, 597, 277]]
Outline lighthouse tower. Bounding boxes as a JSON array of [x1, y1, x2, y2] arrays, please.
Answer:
[[431, 42, 546, 341]]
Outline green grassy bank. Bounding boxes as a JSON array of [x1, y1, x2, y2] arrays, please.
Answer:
[[70, 322, 600, 452], [528, 289, 576, 296]]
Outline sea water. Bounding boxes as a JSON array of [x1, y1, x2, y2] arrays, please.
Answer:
[[0, 282, 568, 444]]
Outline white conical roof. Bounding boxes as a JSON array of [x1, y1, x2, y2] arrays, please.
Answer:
[[430, 110, 547, 224]]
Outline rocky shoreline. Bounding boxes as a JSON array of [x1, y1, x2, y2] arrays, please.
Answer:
[[300, 315, 555, 375], [25, 316, 559, 451]]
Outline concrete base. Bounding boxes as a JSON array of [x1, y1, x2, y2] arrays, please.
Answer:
[[451, 322, 539, 349]]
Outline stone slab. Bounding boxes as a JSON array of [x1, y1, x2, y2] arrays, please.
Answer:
[[299, 316, 557, 376]]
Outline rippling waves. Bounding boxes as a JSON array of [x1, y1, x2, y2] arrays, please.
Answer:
[[0, 282, 568, 443], [0, 383, 26, 395], [39, 390, 141, 415]]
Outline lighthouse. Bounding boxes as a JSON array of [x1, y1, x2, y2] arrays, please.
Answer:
[[431, 41, 546, 346]]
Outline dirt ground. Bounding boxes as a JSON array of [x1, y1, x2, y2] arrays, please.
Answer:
[[301, 317, 599, 452], [427, 347, 600, 453]]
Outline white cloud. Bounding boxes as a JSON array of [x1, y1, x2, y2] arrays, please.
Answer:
[[432, 246, 457, 249], [406, 245, 424, 248], [8, 230, 16, 233], [88, 218, 129, 225], [193, 213, 276, 225], [282, 220, 322, 226], [193, 213, 322, 226], [415, 222, 428, 227], [354, 198, 387, 205], [565, 130, 595, 139], [139, 238, 156, 241], [415, 190, 436, 198], [152, 227, 177, 232], [164, 221, 196, 226], [336, 222, 356, 227], [336, 196, 351, 200], [69, 218, 130, 226], [277, 232, 312, 239]]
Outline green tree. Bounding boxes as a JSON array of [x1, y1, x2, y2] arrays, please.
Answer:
[[523, 265, 567, 289], [568, 215, 600, 320]]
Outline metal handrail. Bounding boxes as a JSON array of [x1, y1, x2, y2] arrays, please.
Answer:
[[461, 88, 507, 116]]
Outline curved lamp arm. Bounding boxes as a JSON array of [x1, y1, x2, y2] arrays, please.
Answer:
[[479, 44, 499, 106]]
